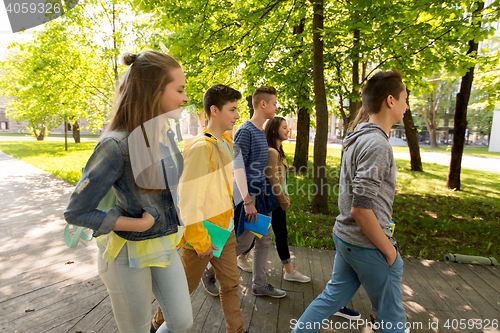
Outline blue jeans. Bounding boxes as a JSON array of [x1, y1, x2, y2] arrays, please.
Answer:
[[98, 247, 193, 333], [291, 233, 406, 333]]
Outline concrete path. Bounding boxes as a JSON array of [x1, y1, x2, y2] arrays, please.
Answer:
[[2, 136, 498, 173], [392, 150, 500, 173], [323, 142, 500, 173]]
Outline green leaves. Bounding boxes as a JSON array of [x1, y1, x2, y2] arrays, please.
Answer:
[[0, 2, 121, 139]]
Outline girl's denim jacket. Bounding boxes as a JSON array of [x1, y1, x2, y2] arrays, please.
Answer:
[[64, 129, 183, 241]]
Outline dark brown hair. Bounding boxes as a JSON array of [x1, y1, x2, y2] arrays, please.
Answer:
[[265, 116, 286, 161], [203, 84, 242, 120], [106, 50, 182, 135], [252, 86, 277, 109], [349, 70, 404, 131]]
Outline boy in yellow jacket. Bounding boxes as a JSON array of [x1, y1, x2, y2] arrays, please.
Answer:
[[152, 84, 245, 333]]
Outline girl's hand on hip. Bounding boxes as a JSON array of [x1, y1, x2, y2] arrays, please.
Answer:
[[113, 212, 155, 232], [138, 211, 155, 232]]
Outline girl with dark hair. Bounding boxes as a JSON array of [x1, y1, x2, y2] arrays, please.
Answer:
[[264, 116, 310, 282], [64, 51, 193, 333]]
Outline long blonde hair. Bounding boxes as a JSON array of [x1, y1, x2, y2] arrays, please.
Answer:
[[347, 107, 370, 132], [106, 50, 182, 135]]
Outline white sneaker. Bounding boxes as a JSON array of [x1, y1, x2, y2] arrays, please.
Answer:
[[283, 270, 311, 283], [237, 258, 252, 272]]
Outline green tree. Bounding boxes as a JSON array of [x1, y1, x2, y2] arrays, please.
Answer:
[[411, 78, 457, 147], [0, 0, 151, 146], [134, 0, 500, 197], [447, 1, 497, 190], [468, 86, 495, 140], [310, 0, 329, 214], [0, 21, 113, 144]]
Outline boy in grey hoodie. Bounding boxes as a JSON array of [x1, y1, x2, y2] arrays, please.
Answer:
[[292, 70, 409, 333]]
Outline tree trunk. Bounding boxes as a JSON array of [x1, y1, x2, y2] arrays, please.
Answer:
[[175, 120, 183, 141], [429, 94, 438, 148], [422, 109, 438, 148], [246, 95, 254, 118], [361, 61, 367, 82], [64, 120, 68, 151], [447, 1, 484, 190], [293, 106, 310, 173], [348, 29, 361, 129], [72, 120, 81, 144], [112, 3, 119, 87], [291, 18, 309, 173], [402, 89, 423, 171], [334, 63, 348, 139], [33, 125, 45, 141], [429, 128, 437, 148], [310, 0, 329, 215]]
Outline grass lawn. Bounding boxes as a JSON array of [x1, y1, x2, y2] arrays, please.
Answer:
[[0, 140, 498, 262], [392, 144, 500, 158], [0, 133, 34, 137], [0, 140, 98, 185]]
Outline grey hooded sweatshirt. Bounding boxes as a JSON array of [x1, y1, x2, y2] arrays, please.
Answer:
[[333, 122, 397, 249]]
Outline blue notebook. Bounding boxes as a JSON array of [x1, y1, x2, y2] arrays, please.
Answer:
[[185, 220, 232, 258], [244, 214, 271, 237]]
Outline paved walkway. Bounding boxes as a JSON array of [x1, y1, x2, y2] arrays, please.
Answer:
[[324, 142, 500, 173], [1, 136, 498, 173], [391, 151, 500, 173], [1, 151, 500, 333]]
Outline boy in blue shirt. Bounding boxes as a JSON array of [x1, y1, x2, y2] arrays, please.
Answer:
[[231, 86, 286, 298]]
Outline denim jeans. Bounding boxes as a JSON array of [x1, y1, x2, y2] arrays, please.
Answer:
[[98, 247, 193, 333], [65, 130, 182, 241], [291, 233, 406, 333]]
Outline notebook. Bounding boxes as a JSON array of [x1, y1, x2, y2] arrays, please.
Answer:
[[244, 213, 271, 237], [185, 220, 232, 258]]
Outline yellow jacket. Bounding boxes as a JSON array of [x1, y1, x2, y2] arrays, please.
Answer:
[[178, 128, 234, 254]]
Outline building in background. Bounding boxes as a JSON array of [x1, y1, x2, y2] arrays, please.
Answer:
[[489, 111, 500, 152]]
